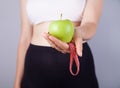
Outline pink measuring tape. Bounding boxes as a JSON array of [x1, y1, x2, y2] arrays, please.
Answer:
[[69, 43, 80, 76]]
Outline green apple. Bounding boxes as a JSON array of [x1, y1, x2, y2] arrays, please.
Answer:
[[49, 19, 74, 43]]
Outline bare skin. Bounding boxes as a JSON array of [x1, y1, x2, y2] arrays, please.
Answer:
[[14, 0, 103, 88]]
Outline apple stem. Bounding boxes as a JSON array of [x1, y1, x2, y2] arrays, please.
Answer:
[[60, 13, 62, 20]]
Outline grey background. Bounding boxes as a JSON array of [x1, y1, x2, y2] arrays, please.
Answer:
[[0, 0, 120, 88]]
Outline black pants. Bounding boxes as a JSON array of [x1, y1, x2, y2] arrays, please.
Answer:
[[21, 42, 99, 88]]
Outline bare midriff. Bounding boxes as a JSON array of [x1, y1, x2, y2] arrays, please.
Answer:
[[30, 21, 81, 47]]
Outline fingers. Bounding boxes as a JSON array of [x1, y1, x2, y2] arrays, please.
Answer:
[[49, 36, 69, 51], [74, 37, 83, 57], [43, 32, 56, 48], [73, 27, 83, 57], [43, 32, 70, 53]]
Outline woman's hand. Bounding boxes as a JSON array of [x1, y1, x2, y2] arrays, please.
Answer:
[[73, 27, 83, 56], [43, 27, 83, 56], [43, 32, 70, 53]]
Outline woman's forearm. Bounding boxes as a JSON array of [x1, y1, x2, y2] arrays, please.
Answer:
[[14, 41, 30, 86]]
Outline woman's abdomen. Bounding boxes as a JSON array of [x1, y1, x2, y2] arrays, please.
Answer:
[[30, 21, 81, 47]]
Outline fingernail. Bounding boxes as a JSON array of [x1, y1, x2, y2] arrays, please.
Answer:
[[78, 52, 82, 57], [49, 36, 53, 39]]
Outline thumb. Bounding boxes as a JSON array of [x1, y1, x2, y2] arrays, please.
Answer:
[[75, 37, 83, 57]]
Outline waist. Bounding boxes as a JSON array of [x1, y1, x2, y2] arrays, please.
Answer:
[[31, 21, 86, 47]]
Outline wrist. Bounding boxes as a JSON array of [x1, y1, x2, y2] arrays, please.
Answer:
[[75, 22, 96, 41], [74, 27, 84, 42]]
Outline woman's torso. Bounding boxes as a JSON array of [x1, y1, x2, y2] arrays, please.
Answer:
[[26, 0, 86, 46]]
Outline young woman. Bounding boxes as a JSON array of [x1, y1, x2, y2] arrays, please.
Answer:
[[14, 0, 103, 88]]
